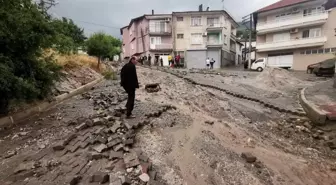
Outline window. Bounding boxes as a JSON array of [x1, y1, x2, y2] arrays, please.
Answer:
[[149, 21, 167, 33], [310, 28, 321, 37], [177, 17, 183, 21], [318, 49, 324, 54], [304, 6, 324, 16], [312, 49, 318, 54], [305, 50, 312, 54], [325, 48, 331, 53], [177, 34, 184, 39], [191, 17, 202, 26], [255, 59, 264, 63], [191, 33, 203, 44], [302, 30, 310, 38], [300, 51, 305, 54], [150, 37, 161, 45], [207, 17, 219, 26], [332, 48, 336, 53]]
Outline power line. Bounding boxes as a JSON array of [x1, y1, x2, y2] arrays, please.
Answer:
[[69, 19, 121, 29]]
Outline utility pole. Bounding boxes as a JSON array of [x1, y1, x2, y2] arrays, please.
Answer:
[[248, 14, 252, 69]]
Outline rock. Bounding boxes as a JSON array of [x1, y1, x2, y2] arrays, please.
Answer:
[[138, 154, 149, 162], [18, 132, 29, 136], [69, 175, 82, 185], [109, 173, 121, 185], [87, 152, 104, 160], [113, 144, 124, 152], [107, 138, 122, 149], [105, 161, 115, 170], [149, 171, 157, 180], [303, 122, 312, 129], [205, 121, 214, 125], [139, 173, 150, 182], [75, 123, 87, 130], [52, 141, 66, 151], [90, 172, 109, 183], [14, 162, 34, 174], [120, 175, 132, 185], [326, 140, 336, 150], [103, 115, 114, 122], [64, 134, 77, 145], [323, 135, 331, 141], [296, 125, 310, 133], [109, 151, 123, 160], [93, 144, 107, 153], [124, 153, 140, 168], [110, 123, 121, 133], [96, 136, 108, 144], [126, 168, 133, 173], [113, 159, 126, 173], [124, 139, 134, 146], [5, 150, 17, 158], [140, 162, 152, 173], [241, 152, 257, 163], [92, 118, 102, 125]]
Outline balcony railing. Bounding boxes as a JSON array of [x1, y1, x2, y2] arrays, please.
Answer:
[[148, 23, 172, 35], [206, 40, 222, 48], [256, 36, 327, 52], [150, 43, 173, 50], [206, 23, 224, 31], [257, 11, 328, 34]]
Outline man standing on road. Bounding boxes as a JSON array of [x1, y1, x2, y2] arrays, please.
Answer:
[[210, 58, 215, 69], [120, 57, 139, 119], [206, 57, 210, 69], [148, 54, 152, 66]]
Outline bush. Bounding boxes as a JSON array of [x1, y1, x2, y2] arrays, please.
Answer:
[[102, 70, 117, 80], [0, 0, 62, 115]]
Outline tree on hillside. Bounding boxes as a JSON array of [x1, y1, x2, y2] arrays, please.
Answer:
[[0, 0, 61, 115], [51, 17, 87, 54], [86, 32, 122, 67]]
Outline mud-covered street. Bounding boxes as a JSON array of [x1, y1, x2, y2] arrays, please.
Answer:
[[1, 66, 336, 185]]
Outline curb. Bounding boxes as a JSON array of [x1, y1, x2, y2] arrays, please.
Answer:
[[0, 77, 104, 128], [299, 88, 327, 125], [141, 66, 306, 116]]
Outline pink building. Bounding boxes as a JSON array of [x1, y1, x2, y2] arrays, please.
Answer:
[[120, 13, 173, 65]]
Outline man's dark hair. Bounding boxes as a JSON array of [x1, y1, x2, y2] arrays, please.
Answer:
[[129, 57, 136, 63]]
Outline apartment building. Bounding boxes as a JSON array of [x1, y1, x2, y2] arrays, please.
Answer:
[[120, 13, 173, 65], [172, 10, 239, 69], [255, 0, 336, 70]]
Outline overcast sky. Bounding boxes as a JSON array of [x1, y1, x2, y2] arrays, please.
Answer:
[[50, 0, 279, 38]]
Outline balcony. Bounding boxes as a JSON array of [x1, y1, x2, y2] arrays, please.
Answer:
[[230, 33, 237, 40], [256, 36, 327, 52], [257, 12, 328, 34], [149, 43, 173, 51], [148, 24, 172, 36], [206, 40, 222, 48], [206, 23, 224, 32]]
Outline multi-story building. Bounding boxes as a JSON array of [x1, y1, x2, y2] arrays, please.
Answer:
[[120, 7, 240, 68], [120, 12, 173, 65], [254, 0, 336, 70], [172, 10, 239, 69]]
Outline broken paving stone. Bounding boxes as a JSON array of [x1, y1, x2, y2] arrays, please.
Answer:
[[69, 175, 82, 185], [326, 140, 336, 150], [109, 151, 123, 160], [103, 115, 114, 122], [124, 139, 134, 146], [93, 144, 108, 153], [205, 121, 214, 125], [96, 136, 108, 144], [75, 123, 88, 130], [140, 162, 152, 174], [92, 118, 103, 125], [107, 138, 122, 149], [149, 171, 157, 180], [14, 162, 34, 174], [138, 154, 149, 162], [64, 133, 77, 145], [110, 123, 121, 133], [5, 150, 17, 158], [90, 172, 109, 184], [113, 144, 124, 152], [105, 161, 116, 170], [126, 168, 133, 173], [113, 159, 126, 173], [139, 173, 150, 182], [241, 152, 257, 163], [52, 141, 66, 151]]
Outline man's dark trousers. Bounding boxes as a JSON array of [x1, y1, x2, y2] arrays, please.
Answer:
[[125, 88, 135, 116]]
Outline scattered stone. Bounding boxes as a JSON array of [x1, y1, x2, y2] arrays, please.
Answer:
[[90, 172, 109, 183], [126, 168, 133, 173], [52, 141, 66, 151], [113, 144, 124, 152], [139, 173, 150, 182], [241, 152, 257, 163], [105, 161, 115, 170], [296, 125, 310, 133], [85, 119, 94, 127], [87, 152, 103, 160], [109, 173, 120, 184], [317, 130, 324, 135], [108, 135, 120, 142], [140, 162, 152, 173], [110, 123, 121, 133], [113, 159, 126, 173], [326, 140, 336, 150], [323, 135, 331, 141], [92, 118, 102, 125], [18, 132, 29, 136], [107, 138, 123, 149], [69, 175, 82, 185], [124, 153, 140, 168], [205, 121, 214, 125], [64, 134, 77, 145], [138, 154, 149, 162], [75, 123, 87, 130], [14, 162, 34, 174], [109, 151, 124, 160], [96, 136, 108, 144], [93, 144, 107, 153], [303, 122, 312, 129], [120, 175, 132, 185], [5, 150, 17, 159], [124, 139, 134, 146], [104, 115, 114, 122]]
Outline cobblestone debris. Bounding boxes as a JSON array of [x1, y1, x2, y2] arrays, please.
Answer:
[[145, 83, 161, 93], [143, 66, 306, 117]]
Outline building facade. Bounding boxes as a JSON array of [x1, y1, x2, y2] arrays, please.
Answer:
[[121, 9, 239, 68], [172, 10, 239, 69], [255, 0, 336, 70], [120, 13, 173, 66]]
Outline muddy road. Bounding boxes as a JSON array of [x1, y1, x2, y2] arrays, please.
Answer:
[[0, 66, 336, 185]]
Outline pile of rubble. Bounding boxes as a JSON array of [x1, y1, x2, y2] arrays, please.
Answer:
[[51, 99, 175, 184]]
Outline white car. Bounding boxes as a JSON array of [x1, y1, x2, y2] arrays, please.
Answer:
[[250, 58, 266, 72]]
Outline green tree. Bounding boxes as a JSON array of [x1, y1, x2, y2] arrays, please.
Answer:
[[86, 32, 121, 67], [0, 0, 61, 115], [51, 17, 86, 54]]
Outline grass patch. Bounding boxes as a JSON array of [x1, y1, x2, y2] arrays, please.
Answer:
[[102, 69, 117, 80]]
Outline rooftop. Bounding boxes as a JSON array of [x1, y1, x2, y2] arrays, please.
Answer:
[[257, 0, 311, 13]]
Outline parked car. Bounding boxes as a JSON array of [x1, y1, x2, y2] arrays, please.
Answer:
[[312, 58, 336, 76]]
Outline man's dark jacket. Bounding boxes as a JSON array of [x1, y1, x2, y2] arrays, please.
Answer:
[[120, 62, 139, 90]]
